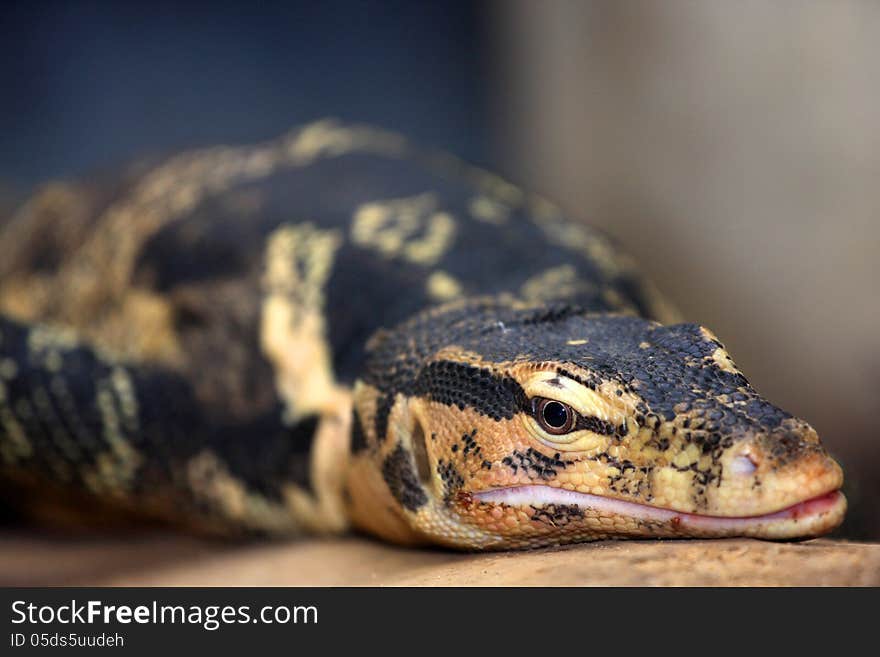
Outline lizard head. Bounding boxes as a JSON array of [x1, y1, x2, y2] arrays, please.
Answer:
[[345, 299, 846, 549]]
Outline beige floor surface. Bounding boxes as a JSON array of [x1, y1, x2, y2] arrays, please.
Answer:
[[1, 531, 877, 586]]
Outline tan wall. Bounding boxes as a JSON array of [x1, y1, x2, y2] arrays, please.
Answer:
[[491, 0, 879, 537]]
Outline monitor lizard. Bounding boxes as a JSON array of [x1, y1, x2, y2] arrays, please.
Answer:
[[0, 119, 845, 549]]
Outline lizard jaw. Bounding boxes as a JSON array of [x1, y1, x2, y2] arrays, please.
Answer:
[[472, 485, 846, 539]]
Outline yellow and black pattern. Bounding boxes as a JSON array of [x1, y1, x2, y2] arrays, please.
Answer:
[[0, 120, 845, 547], [346, 298, 843, 548]]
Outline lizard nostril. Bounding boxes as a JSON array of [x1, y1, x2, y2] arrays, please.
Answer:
[[730, 454, 758, 476]]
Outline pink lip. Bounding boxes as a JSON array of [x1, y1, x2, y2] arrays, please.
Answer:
[[472, 485, 844, 530]]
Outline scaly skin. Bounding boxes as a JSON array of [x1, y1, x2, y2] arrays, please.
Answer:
[[346, 299, 845, 548], [0, 120, 845, 548]]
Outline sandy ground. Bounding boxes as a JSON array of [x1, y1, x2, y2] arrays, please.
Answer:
[[1, 531, 877, 586]]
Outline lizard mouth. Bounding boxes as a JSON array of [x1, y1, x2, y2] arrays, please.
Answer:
[[472, 485, 846, 536]]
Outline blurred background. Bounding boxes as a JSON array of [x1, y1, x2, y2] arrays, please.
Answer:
[[1, 0, 877, 539]]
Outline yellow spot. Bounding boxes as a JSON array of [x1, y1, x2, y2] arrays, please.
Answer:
[[110, 367, 140, 432], [27, 325, 78, 354], [287, 121, 357, 165], [351, 194, 457, 267], [465, 167, 524, 206], [285, 119, 407, 166], [520, 265, 593, 302], [404, 213, 455, 265], [261, 223, 342, 421], [426, 271, 463, 301], [710, 347, 740, 375], [83, 379, 143, 495], [529, 209, 630, 280], [187, 451, 248, 520], [0, 381, 32, 462], [566, 339, 588, 346], [187, 450, 304, 534], [468, 195, 510, 225]]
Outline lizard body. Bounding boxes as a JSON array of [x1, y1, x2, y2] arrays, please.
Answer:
[[0, 120, 845, 548]]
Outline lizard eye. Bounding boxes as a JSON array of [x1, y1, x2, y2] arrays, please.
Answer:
[[532, 398, 576, 435]]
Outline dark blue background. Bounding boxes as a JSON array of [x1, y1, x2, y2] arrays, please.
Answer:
[[1, 0, 489, 188]]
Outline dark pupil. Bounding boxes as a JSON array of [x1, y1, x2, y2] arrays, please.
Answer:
[[542, 401, 570, 429]]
